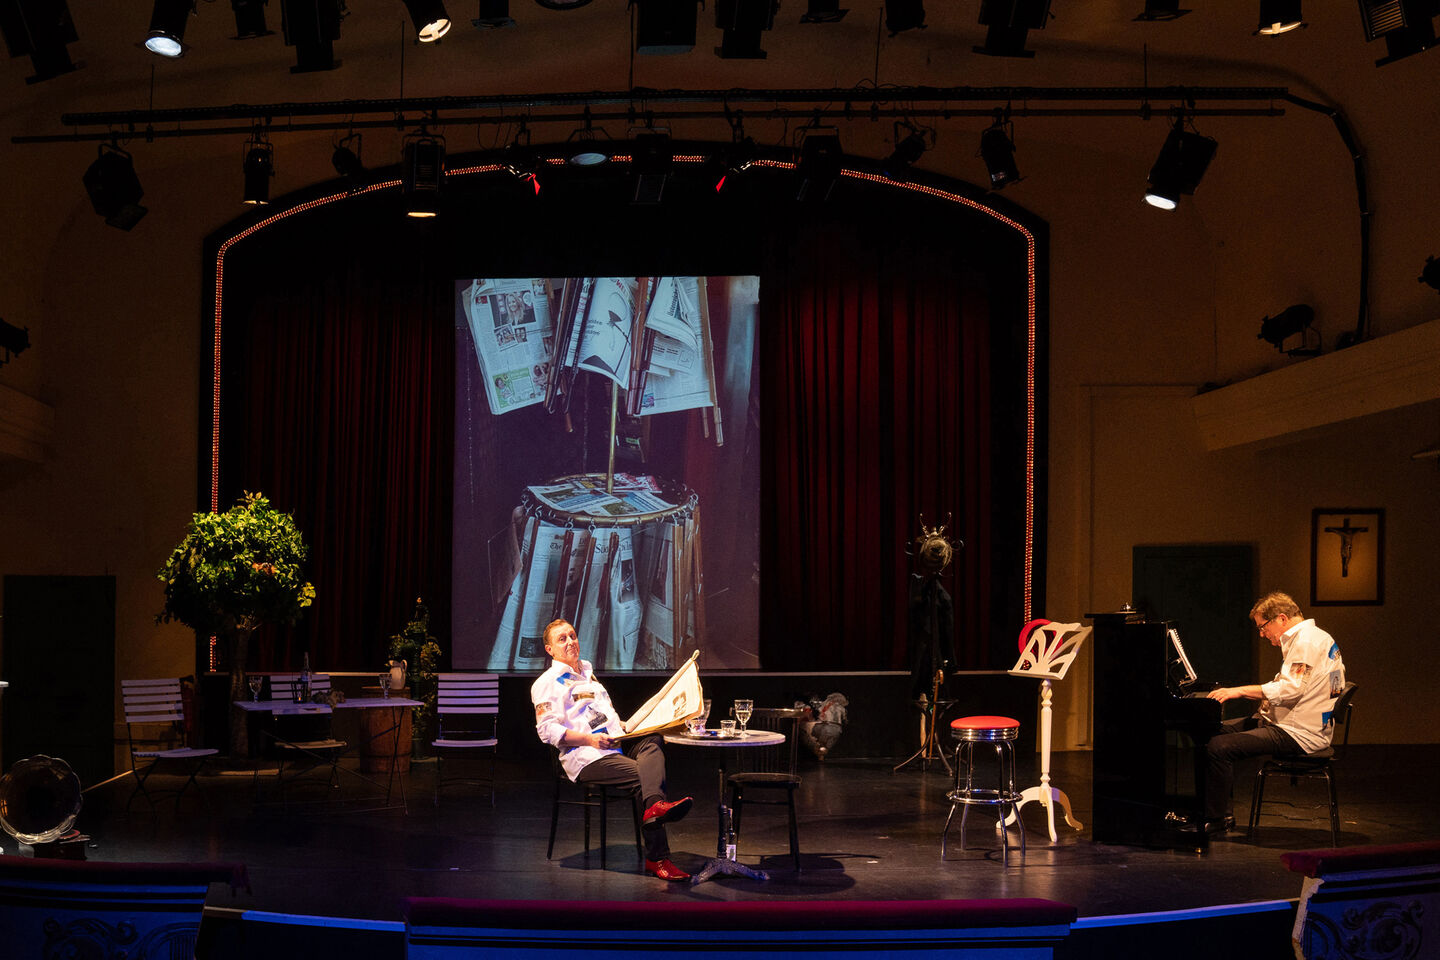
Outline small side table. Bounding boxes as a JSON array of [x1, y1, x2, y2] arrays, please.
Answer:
[[662, 729, 784, 884]]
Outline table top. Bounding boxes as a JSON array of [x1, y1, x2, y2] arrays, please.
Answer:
[[663, 729, 784, 748], [234, 696, 422, 714]]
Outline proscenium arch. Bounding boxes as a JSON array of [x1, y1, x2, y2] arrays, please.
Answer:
[[201, 142, 1047, 671]]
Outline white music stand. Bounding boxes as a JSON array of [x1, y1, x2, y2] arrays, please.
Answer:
[[1006, 621, 1089, 842]]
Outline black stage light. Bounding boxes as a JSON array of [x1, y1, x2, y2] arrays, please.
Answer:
[[704, 138, 758, 192], [1421, 254, 1440, 292], [1358, 0, 1438, 66], [1257, 304, 1318, 355], [402, 0, 450, 41], [801, 0, 847, 22], [402, 133, 445, 217], [1144, 116, 1216, 210], [0, 318, 30, 366], [885, 0, 924, 34], [979, 112, 1020, 189], [146, 0, 193, 57], [1256, 0, 1304, 35], [716, 0, 776, 58], [280, 0, 343, 71], [634, 0, 696, 53], [82, 144, 148, 230], [796, 129, 842, 201], [630, 131, 672, 204], [975, 0, 1050, 57], [1133, 1, 1190, 20], [331, 133, 365, 185], [473, 0, 514, 27], [502, 144, 542, 195], [881, 127, 928, 180], [1, 0, 82, 83], [242, 139, 274, 205], [230, 0, 271, 37]]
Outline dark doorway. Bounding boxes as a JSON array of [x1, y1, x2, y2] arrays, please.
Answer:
[[1132, 544, 1255, 707], [2, 575, 116, 787]]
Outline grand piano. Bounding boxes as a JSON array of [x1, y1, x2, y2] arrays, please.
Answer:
[[1090, 607, 1222, 850]]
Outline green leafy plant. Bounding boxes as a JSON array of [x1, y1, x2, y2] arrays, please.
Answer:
[[157, 491, 315, 759], [388, 598, 442, 744]]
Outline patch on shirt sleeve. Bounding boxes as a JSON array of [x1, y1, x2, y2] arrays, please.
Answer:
[[1287, 661, 1312, 679], [535, 702, 550, 717], [1328, 643, 1340, 660]]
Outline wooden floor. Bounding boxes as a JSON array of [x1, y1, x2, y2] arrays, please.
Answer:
[[43, 743, 1440, 924]]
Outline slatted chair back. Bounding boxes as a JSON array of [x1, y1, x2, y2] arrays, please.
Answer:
[[269, 673, 335, 703], [735, 707, 803, 777], [120, 678, 217, 812], [432, 673, 500, 805]]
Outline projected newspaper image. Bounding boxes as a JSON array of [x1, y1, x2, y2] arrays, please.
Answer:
[[452, 276, 760, 674]]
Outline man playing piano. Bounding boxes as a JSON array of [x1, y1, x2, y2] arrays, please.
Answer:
[[1200, 591, 1346, 834]]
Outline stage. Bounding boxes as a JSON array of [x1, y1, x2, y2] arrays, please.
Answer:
[[34, 743, 1437, 939]]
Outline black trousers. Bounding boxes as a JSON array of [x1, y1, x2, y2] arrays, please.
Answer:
[[1202, 716, 1303, 820], [575, 735, 671, 861]]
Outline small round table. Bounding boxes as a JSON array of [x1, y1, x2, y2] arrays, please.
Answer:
[[663, 728, 785, 884]]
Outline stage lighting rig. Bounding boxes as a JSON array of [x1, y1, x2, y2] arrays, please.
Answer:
[[881, 122, 931, 180], [630, 131, 673, 204], [331, 133, 365, 187], [402, 130, 446, 217], [146, 0, 193, 57], [801, 0, 847, 22], [402, 0, 450, 41], [1144, 113, 1217, 210], [1257, 304, 1319, 356], [0, 318, 29, 367], [975, 0, 1050, 57], [885, 0, 924, 34], [1, 0, 82, 82], [242, 133, 275, 205], [280, 0, 344, 72], [634, 0, 697, 53], [716, 0, 778, 59], [1421, 255, 1440, 293], [230, 0, 271, 37], [1255, 0, 1304, 36], [1358, 0, 1438, 67], [1133, 1, 1189, 20], [473, 0, 514, 28], [796, 128, 842, 201], [979, 109, 1020, 189], [82, 144, 148, 230]]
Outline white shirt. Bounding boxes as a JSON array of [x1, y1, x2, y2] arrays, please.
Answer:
[[531, 658, 624, 781], [1258, 618, 1346, 754]]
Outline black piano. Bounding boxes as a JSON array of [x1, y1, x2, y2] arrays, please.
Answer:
[[1090, 607, 1222, 850]]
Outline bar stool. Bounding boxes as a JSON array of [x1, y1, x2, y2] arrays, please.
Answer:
[[941, 715, 1025, 865]]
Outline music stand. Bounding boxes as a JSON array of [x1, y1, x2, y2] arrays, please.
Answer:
[[1006, 620, 1090, 842]]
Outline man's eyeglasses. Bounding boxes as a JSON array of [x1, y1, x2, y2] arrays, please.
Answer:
[[1256, 617, 1275, 634]]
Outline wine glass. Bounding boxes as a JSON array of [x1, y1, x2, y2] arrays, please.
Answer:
[[734, 699, 753, 735], [247, 675, 263, 702], [378, 671, 391, 699]]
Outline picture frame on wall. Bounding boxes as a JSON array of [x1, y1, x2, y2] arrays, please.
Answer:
[[1311, 508, 1384, 606]]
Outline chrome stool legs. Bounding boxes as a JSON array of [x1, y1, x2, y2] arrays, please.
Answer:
[[941, 717, 1025, 865]]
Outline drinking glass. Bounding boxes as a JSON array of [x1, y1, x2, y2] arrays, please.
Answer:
[[733, 698, 754, 734], [719, 720, 737, 738], [699, 699, 712, 725], [378, 672, 391, 699], [247, 675, 263, 702]]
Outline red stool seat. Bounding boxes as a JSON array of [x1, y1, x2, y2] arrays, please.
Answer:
[[950, 716, 1021, 742]]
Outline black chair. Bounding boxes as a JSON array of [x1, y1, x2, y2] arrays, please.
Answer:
[[726, 706, 804, 872], [257, 673, 347, 806], [432, 673, 500, 806], [546, 751, 645, 868], [1248, 681, 1358, 846]]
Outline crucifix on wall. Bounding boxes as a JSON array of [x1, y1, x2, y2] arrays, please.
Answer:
[[1323, 516, 1369, 577], [1312, 508, 1385, 606]]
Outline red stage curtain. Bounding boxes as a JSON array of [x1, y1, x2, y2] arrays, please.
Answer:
[[760, 220, 993, 671]]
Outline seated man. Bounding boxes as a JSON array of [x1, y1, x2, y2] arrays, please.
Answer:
[[532, 617, 693, 881], [1202, 591, 1347, 834]]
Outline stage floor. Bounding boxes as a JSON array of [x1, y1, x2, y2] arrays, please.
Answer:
[[46, 744, 1440, 923]]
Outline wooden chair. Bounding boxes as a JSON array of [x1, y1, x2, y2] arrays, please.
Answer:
[[432, 673, 499, 806], [258, 673, 347, 804], [1248, 681, 1358, 846], [726, 706, 804, 871], [121, 678, 218, 813], [546, 751, 644, 868]]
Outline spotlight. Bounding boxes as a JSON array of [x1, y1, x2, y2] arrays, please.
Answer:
[[331, 133, 365, 186], [1257, 304, 1318, 355], [1133, 1, 1189, 20], [146, 0, 193, 57], [796, 128, 842, 201], [1421, 255, 1440, 292], [472, 0, 513, 27], [715, 0, 776, 58], [634, 0, 697, 54], [885, 0, 924, 34], [0, 318, 30, 367], [242, 137, 274, 205], [230, 0, 271, 37], [402, 0, 450, 41], [975, 0, 1050, 57], [402, 132, 445, 218], [630, 131, 672, 204], [801, 0, 847, 22], [1255, 0, 1304, 35], [881, 124, 929, 180], [82, 144, 148, 230], [1358, 0, 1437, 67], [1, 0, 82, 82], [502, 143, 541, 195], [979, 111, 1020, 189], [1144, 115, 1216, 210], [704, 138, 758, 192], [280, 0, 343, 71]]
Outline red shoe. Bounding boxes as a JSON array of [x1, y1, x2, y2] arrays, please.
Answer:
[[642, 796, 693, 826], [645, 858, 692, 882]]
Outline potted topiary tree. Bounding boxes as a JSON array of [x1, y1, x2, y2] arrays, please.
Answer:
[[156, 491, 316, 759], [388, 599, 443, 751]]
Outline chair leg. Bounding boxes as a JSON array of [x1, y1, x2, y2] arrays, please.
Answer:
[[1248, 769, 1268, 837], [599, 791, 609, 869], [434, 752, 442, 807], [547, 783, 562, 860], [731, 784, 744, 837], [1326, 770, 1340, 847], [630, 792, 645, 866], [787, 791, 800, 872]]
